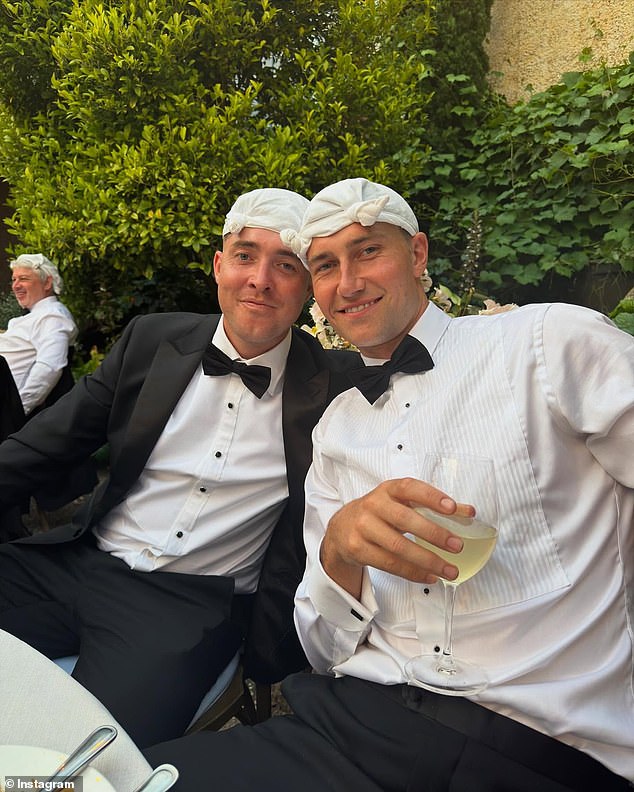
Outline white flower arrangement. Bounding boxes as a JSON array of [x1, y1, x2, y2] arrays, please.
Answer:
[[301, 301, 355, 350]]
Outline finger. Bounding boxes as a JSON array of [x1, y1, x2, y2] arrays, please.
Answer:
[[455, 501, 476, 517], [384, 527, 460, 582], [363, 529, 459, 584], [385, 477, 459, 513], [383, 499, 464, 555]]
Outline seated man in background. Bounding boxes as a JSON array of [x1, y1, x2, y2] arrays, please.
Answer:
[[1, 253, 77, 415], [145, 178, 634, 791], [0, 187, 358, 747]]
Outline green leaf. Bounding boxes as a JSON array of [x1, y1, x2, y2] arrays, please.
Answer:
[[613, 313, 634, 335]]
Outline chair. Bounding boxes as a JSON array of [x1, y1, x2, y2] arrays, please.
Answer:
[[185, 655, 271, 733], [53, 652, 271, 733]]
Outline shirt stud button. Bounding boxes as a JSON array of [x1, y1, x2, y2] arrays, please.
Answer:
[[176, 531, 183, 538]]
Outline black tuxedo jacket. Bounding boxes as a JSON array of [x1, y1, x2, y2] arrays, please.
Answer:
[[0, 312, 358, 682]]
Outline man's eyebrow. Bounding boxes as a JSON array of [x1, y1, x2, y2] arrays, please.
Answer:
[[226, 238, 300, 259], [273, 247, 301, 259], [226, 238, 258, 252], [307, 250, 333, 267], [307, 232, 380, 266]]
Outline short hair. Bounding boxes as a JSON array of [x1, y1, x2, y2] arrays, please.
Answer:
[[10, 253, 63, 295]]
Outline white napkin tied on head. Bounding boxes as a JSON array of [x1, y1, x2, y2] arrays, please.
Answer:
[[222, 188, 309, 243], [290, 178, 419, 265]]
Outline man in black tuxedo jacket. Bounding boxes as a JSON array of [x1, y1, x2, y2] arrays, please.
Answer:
[[0, 188, 358, 747]]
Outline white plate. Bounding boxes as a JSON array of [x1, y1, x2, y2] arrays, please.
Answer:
[[0, 745, 116, 792]]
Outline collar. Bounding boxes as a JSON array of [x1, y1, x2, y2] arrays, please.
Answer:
[[212, 319, 291, 396], [361, 300, 451, 366], [28, 296, 59, 315]]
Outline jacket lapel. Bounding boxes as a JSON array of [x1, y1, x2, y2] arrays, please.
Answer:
[[281, 329, 330, 504], [105, 315, 218, 503]]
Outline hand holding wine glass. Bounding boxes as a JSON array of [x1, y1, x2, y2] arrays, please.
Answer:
[[319, 477, 470, 599], [406, 454, 499, 695]]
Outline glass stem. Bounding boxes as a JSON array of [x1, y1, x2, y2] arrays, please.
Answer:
[[438, 582, 459, 674]]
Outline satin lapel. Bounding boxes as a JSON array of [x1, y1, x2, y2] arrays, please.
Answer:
[[282, 330, 330, 501], [107, 316, 218, 495]]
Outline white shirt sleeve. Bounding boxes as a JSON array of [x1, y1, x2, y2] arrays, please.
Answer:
[[294, 422, 379, 675], [20, 310, 76, 413], [538, 303, 634, 487]]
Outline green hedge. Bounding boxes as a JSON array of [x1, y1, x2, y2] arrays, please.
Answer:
[[0, 0, 435, 345], [0, 291, 21, 328]]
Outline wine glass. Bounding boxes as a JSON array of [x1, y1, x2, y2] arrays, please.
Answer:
[[405, 454, 499, 695]]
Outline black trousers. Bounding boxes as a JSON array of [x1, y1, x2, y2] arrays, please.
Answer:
[[144, 673, 632, 792], [0, 536, 243, 747]]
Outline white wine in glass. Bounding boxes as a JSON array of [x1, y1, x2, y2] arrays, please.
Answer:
[[413, 509, 497, 585], [405, 455, 499, 695]]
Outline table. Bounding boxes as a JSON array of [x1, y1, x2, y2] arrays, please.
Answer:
[[0, 629, 152, 789]]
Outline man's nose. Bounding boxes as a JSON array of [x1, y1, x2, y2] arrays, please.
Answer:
[[248, 261, 273, 290], [337, 262, 364, 297]]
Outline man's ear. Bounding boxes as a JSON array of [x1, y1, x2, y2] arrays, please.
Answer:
[[411, 232, 429, 277], [212, 250, 222, 282]]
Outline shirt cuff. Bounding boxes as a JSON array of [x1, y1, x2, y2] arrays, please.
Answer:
[[307, 553, 379, 630]]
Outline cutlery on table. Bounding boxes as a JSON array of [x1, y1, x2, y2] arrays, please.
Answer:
[[45, 725, 118, 782], [131, 764, 179, 792]]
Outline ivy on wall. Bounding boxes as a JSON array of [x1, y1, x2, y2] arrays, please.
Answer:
[[419, 52, 634, 303]]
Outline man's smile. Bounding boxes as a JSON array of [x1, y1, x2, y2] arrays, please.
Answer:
[[338, 297, 382, 315]]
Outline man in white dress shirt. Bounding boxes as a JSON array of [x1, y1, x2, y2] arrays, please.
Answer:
[[1, 253, 77, 414], [0, 188, 358, 747], [145, 178, 634, 791]]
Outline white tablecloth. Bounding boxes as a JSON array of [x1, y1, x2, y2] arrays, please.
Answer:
[[0, 629, 152, 789]]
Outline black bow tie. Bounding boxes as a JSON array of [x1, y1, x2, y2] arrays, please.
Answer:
[[350, 335, 434, 404], [202, 344, 271, 399]]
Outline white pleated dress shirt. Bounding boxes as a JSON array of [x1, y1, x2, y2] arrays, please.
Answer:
[[0, 296, 78, 413], [295, 301, 634, 781], [95, 322, 290, 594]]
